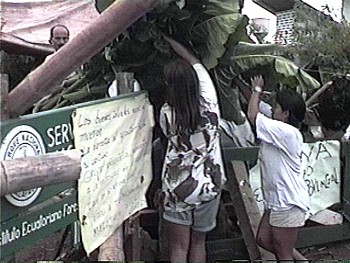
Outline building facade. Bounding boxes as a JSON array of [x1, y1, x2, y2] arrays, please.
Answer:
[[253, 0, 348, 44]]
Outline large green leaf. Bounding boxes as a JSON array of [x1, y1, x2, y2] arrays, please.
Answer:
[[230, 55, 320, 91], [228, 42, 286, 57], [214, 54, 320, 123], [95, 0, 115, 13], [204, 0, 243, 15], [192, 14, 243, 69]]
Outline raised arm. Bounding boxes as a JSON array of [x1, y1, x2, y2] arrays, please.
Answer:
[[305, 81, 333, 107], [247, 75, 264, 124], [164, 36, 199, 65]]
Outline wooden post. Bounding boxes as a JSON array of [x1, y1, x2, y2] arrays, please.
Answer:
[[0, 149, 81, 196], [226, 160, 275, 260], [115, 72, 135, 95], [1, 74, 10, 120], [98, 72, 134, 261]]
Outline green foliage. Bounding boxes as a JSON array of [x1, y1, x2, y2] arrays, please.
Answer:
[[0, 51, 45, 92], [35, 0, 320, 127], [316, 77, 350, 131], [213, 54, 320, 123], [281, 1, 350, 132], [95, 0, 115, 13], [94, 0, 247, 70], [289, 1, 350, 81]]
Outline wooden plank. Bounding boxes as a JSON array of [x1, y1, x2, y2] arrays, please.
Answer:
[[222, 147, 260, 164], [206, 237, 248, 261], [309, 209, 343, 225], [296, 221, 350, 248], [225, 160, 275, 260], [98, 72, 135, 261], [124, 213, 141, 261]]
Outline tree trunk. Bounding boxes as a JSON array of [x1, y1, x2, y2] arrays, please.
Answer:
[[0, 149, 81, 196], [8, 0, 160, 118]]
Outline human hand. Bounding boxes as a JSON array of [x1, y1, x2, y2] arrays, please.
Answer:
[[153, 189, 165, 212], [251, 75, 264, 88]]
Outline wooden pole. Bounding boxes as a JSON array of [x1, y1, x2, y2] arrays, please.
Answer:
[[8, 0, 160, 118], [98, 72, 134, 261], [226, 160, 275, 260], [0, 149, 81, 196], [1, 74, 10, 120]]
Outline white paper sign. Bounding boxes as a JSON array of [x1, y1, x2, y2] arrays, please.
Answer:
[[72, 93, 154, 254]]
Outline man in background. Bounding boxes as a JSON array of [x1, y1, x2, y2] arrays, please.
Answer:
[[49, 24, 69, 51]]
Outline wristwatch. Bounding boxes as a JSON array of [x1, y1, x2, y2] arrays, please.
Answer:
[[252, 86, 262, 93]]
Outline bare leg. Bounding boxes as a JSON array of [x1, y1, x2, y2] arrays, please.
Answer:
[[189, 230, 207, 262], [256, 211, 275, 254], [158, 217, 169, 261], [271, 226, 299, 260], [162, 219, 190, 262]]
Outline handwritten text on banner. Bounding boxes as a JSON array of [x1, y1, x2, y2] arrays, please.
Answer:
[[72, 93, 154, 254]]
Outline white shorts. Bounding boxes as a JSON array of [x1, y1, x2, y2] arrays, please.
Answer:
[[269, 206, 307, 227]]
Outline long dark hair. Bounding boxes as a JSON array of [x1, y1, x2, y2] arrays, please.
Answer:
[[276, 89, 306, 128], [164, 58, 201, 134]]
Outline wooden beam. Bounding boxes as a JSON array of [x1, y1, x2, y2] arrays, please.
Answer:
[[297, 222, 350, 248], [98, 71, 137, 261], [0, 149, 81, 196], [225, 160, 275, 260]]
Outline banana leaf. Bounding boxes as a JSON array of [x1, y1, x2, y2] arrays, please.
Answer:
[[192, 14, 244, 69], [214, 54, 321, 123], [204, 0, 243, 16], [225, 42, 286, 57], [230, 54, 320, 91]]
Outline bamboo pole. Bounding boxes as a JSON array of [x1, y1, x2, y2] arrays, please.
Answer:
[[8, 0, 160, 118], [0, 149, 81, 196]]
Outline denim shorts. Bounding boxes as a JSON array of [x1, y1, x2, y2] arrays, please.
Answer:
[[162, 195, 221, 232], [269, 206, 307, 227]]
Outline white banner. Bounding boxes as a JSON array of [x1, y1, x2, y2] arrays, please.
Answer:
[[72, 93, 154, 254], [250, 140, 341, 215]]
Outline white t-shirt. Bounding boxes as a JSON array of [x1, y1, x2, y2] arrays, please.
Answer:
[[256, 112, 310, 212]]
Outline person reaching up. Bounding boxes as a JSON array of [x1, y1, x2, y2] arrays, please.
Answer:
[[158, 36, 226, 262]]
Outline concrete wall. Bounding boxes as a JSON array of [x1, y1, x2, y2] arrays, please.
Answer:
[[275, 10, 295, 44]]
